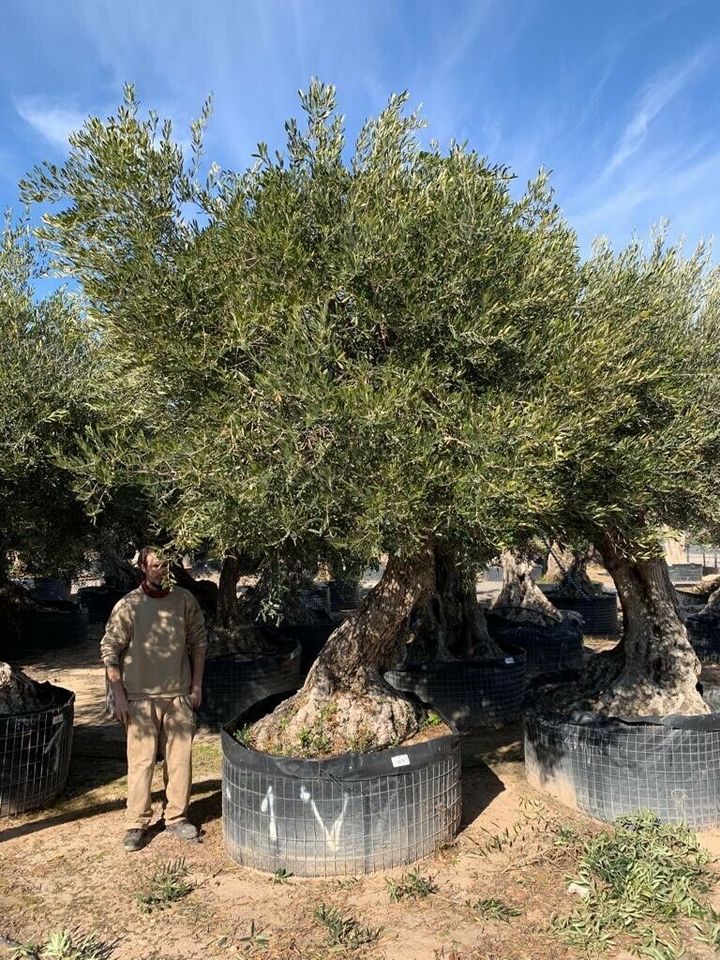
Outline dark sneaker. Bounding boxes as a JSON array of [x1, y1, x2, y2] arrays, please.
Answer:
[[122, 828, 147, 852], [165, 821, 199, 841]]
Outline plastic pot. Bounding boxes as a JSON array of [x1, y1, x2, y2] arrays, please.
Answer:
[[549, 592, 619, 636], [525, 707, 720, 829], [0, 683, 75, 816], [384, 644, 527, 731], [199, 641, 302, 728], [221, 693, 461, 876], [485, 613, 584, 678]]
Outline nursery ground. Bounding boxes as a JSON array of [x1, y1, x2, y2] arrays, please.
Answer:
[[2, 627, 720, 960]]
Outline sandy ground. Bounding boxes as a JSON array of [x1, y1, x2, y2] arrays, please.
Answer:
[[2, 596, 720, 960]]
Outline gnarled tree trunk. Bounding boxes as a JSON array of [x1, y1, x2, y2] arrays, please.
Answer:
[[251, 544, 435, 756], [545, 543, 595, 597], [492, 549, 562, 626], [210, 554, 267, 655], [403, 546, 501, 661], [100, 544, 139, 592], [595, 535, 706, 717]]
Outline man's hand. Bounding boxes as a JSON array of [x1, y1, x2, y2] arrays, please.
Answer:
[[189, 681, 202, 710], [112, 682, 130, 728]]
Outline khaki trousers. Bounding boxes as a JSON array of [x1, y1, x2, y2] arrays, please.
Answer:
[[126, 696, 195, 830]]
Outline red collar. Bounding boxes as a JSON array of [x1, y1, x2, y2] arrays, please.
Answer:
[[141, 580, 171, 599]]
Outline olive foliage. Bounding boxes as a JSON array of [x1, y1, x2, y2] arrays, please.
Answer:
[[22, 82, 580, 575]]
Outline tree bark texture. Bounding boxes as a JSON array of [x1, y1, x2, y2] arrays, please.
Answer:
[[251, 544, 436, 756], [101, 545, 140, 591], [545, 544, 596, 597], [403, 546, 502, 661], [596, 535, 706, 717], [492, 549, 562, 626]]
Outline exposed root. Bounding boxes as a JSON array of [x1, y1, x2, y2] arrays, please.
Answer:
[[530, 646, 708, 719], [250, 673, 423, 757]]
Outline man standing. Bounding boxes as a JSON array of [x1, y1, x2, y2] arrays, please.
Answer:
[[101, 547, 207, 852]]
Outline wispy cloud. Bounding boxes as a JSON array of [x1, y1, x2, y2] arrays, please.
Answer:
[[604, 45, 711, 177], [14, 96, 87, 151]]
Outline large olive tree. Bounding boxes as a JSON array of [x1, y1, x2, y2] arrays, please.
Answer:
[[23, 83, 580, 753]]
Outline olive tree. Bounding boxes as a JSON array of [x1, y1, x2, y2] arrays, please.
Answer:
[[505, 236, 720, 716], [23, 82, 580, 753], [0, 219, 91, 592]]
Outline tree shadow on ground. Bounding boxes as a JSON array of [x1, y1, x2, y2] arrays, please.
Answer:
[[0, 778, 221, 843]]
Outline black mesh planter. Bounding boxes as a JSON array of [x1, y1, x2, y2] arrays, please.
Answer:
[[525, 708, 720, 829], [327, 580, 361, 612], [0, 603, 87, 661], [199, 641, 302, 729], [282, 624, 335, 678], [549, 592, 619, 636], [676, 588, 708, 619], [668, 563, 703, 584], [222, 693, 461, 876], [0, 683, 74, 816], [485, 613, 584, 678], [686, 615, 720, 664], [384, 645, 527, 731], [76, 586, 128, 625]]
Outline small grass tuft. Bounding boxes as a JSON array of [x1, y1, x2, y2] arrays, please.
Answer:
[[471, 897, 521, 923], [552, 811, 719, 958], [314, 904, 382, 950], [233, 724, 253, 747], [387, 868, 438, 902], [135, 857, 192, 912], [269, 867, 293, 885], [421, 709, 443, 729]]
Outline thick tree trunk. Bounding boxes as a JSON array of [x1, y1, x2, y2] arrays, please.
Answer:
[[251, 544, 436, 756], [404, 547, 501, 661], [170, 561, 219, 620], [101, 545, 140, 592], [492, 549, 562, 626], [545, 543, 596, 597], [545, 543, 574, 583], [210, 554, 266, 655], [595, 535, 706, 716]]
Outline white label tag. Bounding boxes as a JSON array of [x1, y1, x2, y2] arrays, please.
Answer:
[[504, 657, 515, 665], [52, 714, 63, 725], [391, 754, 410, 768]]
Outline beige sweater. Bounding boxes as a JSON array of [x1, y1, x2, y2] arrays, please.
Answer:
[[100, 586, 207, 700]]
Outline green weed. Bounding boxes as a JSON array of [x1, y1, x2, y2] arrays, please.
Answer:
[[471, 897, 521, 922], [269, 867, 293, 884], [135, 858, 192, 912], [314, 904, 382, 950], [387, 868, 438, 902], [11, 930, 111, 960]]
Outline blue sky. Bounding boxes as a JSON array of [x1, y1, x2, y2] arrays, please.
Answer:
[[1, 0, 719, 257]]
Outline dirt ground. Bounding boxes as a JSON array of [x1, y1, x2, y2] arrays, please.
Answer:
[[2, 612, 720, 960]]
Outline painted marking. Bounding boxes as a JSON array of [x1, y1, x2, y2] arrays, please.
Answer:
[[261, 785, 277, 841], [391, 754, 411, 768], [504, 657, 515, 665], [52, 715, 63, 725], [299, 785, 348, 851]]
